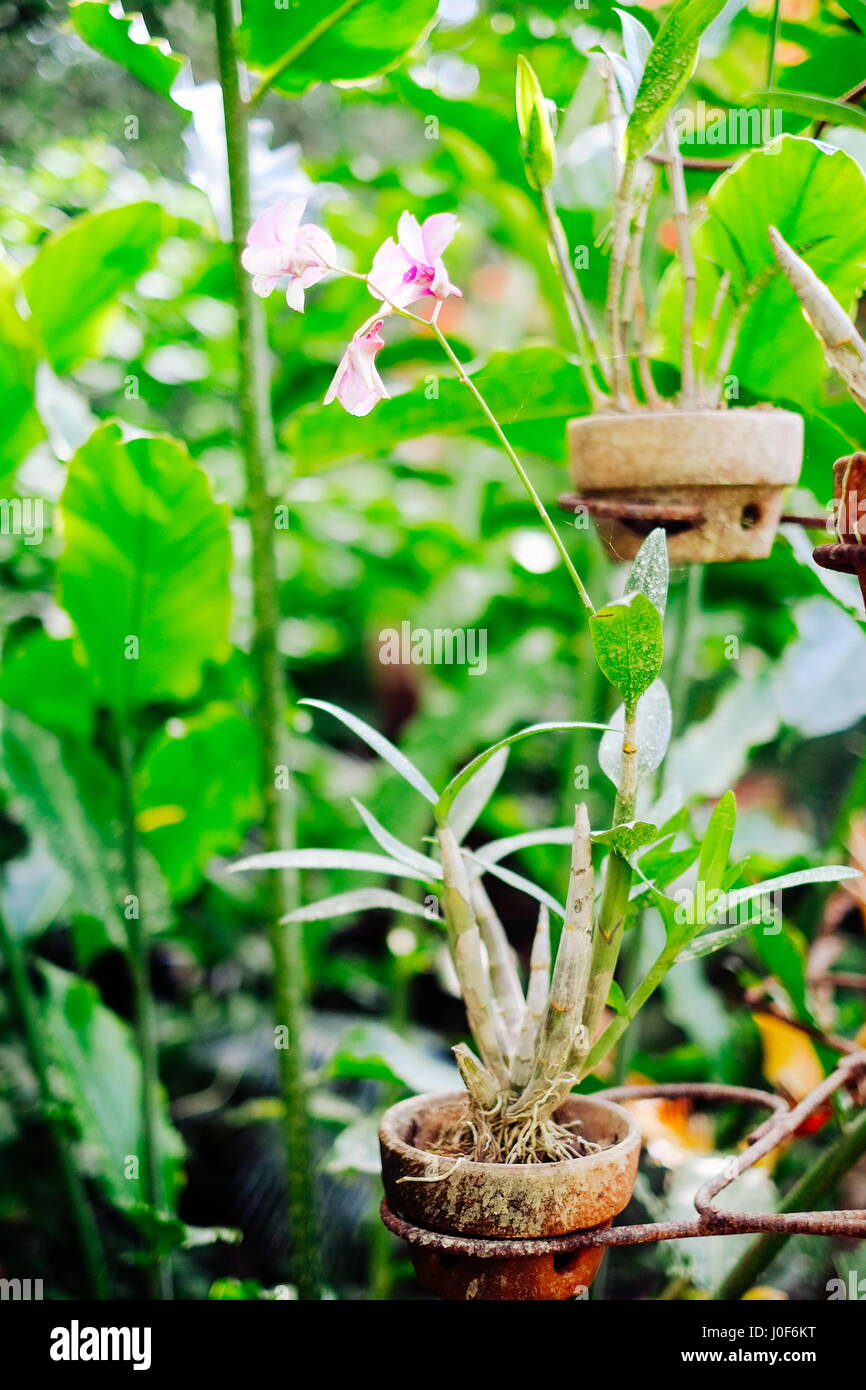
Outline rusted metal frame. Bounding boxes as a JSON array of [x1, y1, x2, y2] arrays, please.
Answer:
[[380, 1071, 866, 1258], [557, 492, 828, 530]]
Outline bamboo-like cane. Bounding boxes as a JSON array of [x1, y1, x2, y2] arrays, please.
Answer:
[[471, 878, 525, 1053], [510, 904, 551, 1093], [513, 805, 594, 1112], [770, 225, 866, 413], [453, 1042, 500, 1112], [437, 826, 509, 1083]]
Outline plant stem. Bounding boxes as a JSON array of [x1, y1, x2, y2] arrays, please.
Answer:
[[667, 563, 703, 735], [665, 121, 697, 406], [607, 158, 637, 409], [580, 709, 639, 1062], [715, 1103, 866, 1300], [428, 320, 596, 613], [623, 168, 661, 408], [539, 186, 609, 403], [213, 0, 321, 1300], [0, 906, 109, 1299], [582, 926, 679, 1075], [117, 727, 171, 1300]]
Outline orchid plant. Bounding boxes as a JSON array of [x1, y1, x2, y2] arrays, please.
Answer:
[[233, 525, 857, 1163]]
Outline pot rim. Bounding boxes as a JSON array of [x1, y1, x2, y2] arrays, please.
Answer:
[[378, 1089, 641, 1179], [567, 404, 801, 426]]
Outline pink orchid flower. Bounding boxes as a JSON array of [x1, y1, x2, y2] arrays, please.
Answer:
[[241, 197, 335, 311], [368, 211, 461, 309], [324, 320, 390, 417]]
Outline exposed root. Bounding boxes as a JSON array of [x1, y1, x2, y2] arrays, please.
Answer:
[[420, 1087, 604, 1165]]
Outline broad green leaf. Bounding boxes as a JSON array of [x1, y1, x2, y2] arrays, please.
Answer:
[[287, 347, 587, 469], [3, 715, 126, 951], [617, 7, 653, 82], [59, 424, 232, 711], [625, 527, 669, 617], [39, 962, 184, 1213], [329, 1021, 458, 1093], [600, 679, 672, 788], [136, 706, 260, 899], [0, 634, 94, 740], [23, 203, 173, 372], [229, 848, 432, 884], [448, 745, 508, 845], [697, 790, 737, 896], [0, 265, 43, 481], [592, 821, 659, 857], [607, 979, 628, 1015], [837, 0, 866, 36], [282, 888, 431, 925], [351, 799, 442, 879], [625, 0, 728, 162], [759, 89, 866, 135], [69, 0, 187, 100], [659, 135, 866, 404], [753, 920, 816, 1026], [124, 1207, 240, 1257], [241, 0, 438, 98], [591, 593, 664, 714], [301, 698, 438, 804], [436, 721, 609, 819]]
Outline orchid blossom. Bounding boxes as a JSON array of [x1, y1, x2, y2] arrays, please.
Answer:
[[368, 211, 461, 309], [241, 197, 335, 311], [324, 320, 390, 417]]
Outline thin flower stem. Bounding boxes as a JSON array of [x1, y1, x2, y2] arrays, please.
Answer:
[[0, 905, 109, 1299], [213, 0, 321, 1300], [331, 265, 596, 613], [766, 0, 782, 90], [539, 185, 609, 404], [623, 168, 661, 408], [607, 158, 637, 409]]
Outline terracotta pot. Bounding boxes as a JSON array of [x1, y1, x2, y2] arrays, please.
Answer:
[[567, 406, 803, 563], [379, 1090, 641, 1301]]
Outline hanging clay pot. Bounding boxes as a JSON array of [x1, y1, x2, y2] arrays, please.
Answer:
[[568, 406, 804, 564], [379, 1089, 640, 1301]]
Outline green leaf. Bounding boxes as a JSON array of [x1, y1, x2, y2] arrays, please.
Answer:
[[607, 979, 628, 1015], [516, 54, 556, 190], [0, 634, 94, 740], [706, 865, 861, 925], [229, 848, 432, 884], [59, 424, 232, 711], [625, 0, 728, 162], [241, 0, 438, 98], [3, 715, 127, 951], [625, 527, 669, 617], [124, 1206, 240, 1258], [448, 745, 508, 845], [0, 264, 43, 482], [329, 1021, 458, 1093], [282, 888, 431, 925], [676, 919, 759, 962], [697, 790, 737, 897], [287, 347, 587, 469], [38, 962, 184, 1213], [436, 721, 609, 819], [758, 89, 866, 135], [837, 0, 866, 37], [136, 706, 261, 899], [592, 820, 658, 857], [590, 592, 664, 713], [69, 0, 187, 100], [473, 825, 574, 867], [301, 698, 438, 804], [351, 799, 442, 879], [23, 203, 173, 372], [600, 679, 672, 789]]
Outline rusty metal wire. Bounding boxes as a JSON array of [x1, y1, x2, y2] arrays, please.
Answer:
[[380, 1059, 866, 1258], [812, 542, 866, 574]]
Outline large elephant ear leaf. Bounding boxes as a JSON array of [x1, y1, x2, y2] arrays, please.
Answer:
[[58, 424, 232, 712], [241, 0, 439, 99], [69, 0, 188, 102]]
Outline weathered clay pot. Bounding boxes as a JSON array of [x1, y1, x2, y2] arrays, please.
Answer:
[[379, 1090, 640, 1301], [568, 406, 803, 563]]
